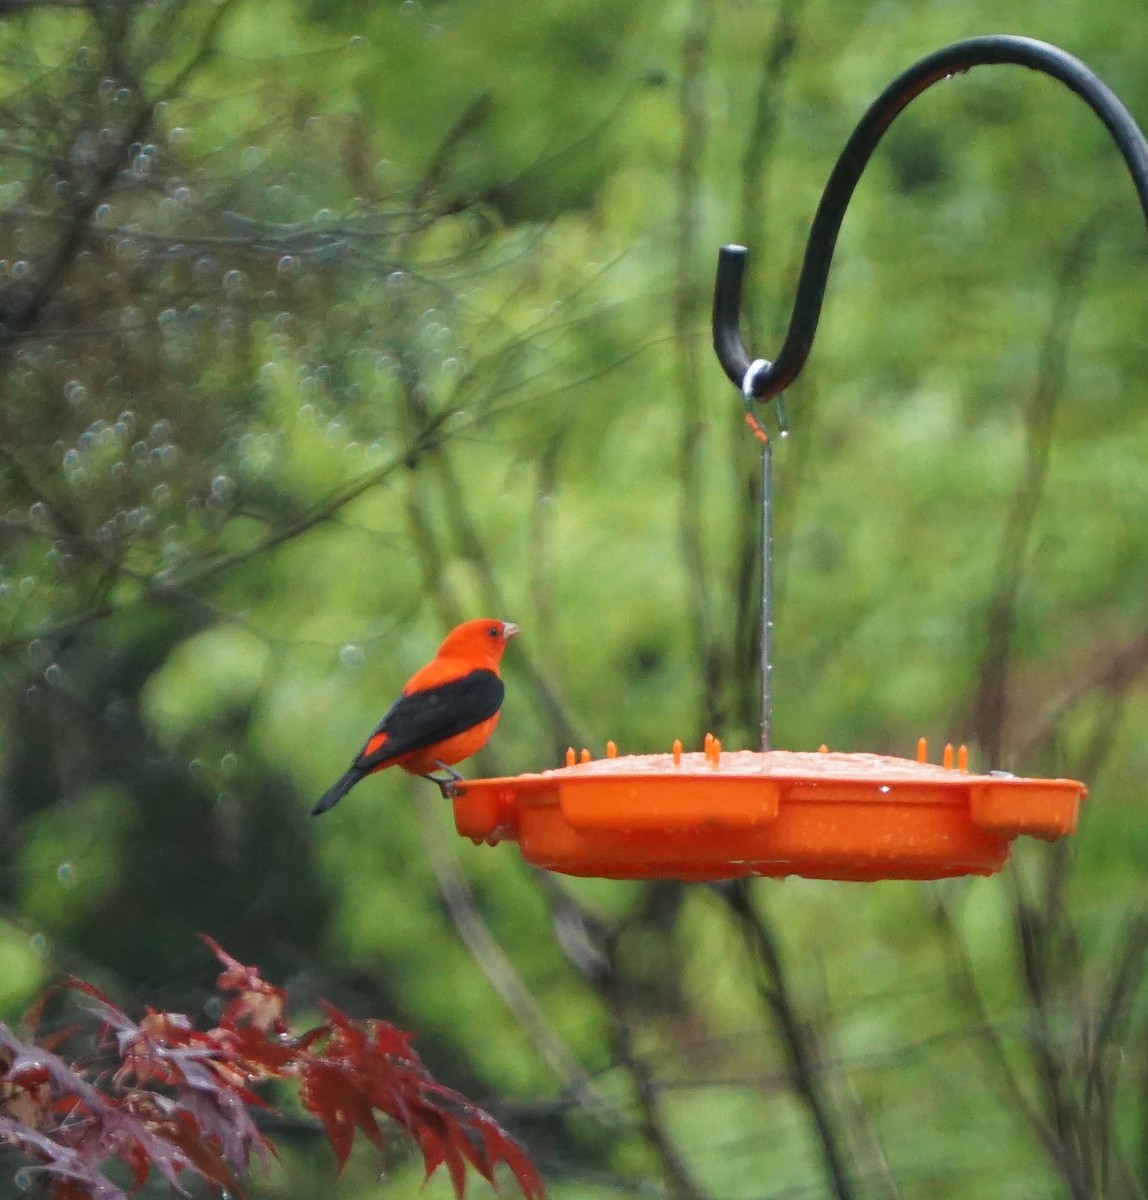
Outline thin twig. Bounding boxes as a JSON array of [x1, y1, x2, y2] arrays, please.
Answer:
[[970, 221, 1099, 766], [414, 791, 613, 1119], [929, 889, 1091, 1199], [729, 0, 805, 736], [673, 0, 722, 734], [720, 880, 858, 1200], [1009, 879, 1080, 1166], [598, 934, 712, 1200]]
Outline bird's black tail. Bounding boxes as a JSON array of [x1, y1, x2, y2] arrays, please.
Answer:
[[311, 768, 365, 816]]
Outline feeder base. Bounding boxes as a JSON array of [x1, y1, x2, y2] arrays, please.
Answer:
[[452, 748, 1085, 882]]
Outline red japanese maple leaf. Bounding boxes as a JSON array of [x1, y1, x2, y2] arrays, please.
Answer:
[[0, 939, 545, 1200]]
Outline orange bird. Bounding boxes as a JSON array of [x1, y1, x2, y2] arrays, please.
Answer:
[[312, 618, 518, 815]]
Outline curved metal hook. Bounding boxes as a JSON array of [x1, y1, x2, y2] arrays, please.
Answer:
[[713, 34, 1148, 402]]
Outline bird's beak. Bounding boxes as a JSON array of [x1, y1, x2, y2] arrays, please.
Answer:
[[502, 621, 520, 640]]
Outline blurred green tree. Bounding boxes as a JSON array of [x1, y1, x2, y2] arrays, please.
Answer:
[[1, 0, 1148, 1198]]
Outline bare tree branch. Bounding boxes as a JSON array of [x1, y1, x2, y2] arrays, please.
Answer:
[[414, 791, 614, 1119], [720, 880, 859, 1200], [970, 221, 1099, 767], [930, 888, 1092, 1199], [729, 0, 806, 736], [673, 0, 722, 735]]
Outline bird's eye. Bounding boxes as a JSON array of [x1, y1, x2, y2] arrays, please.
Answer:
[[488, 625, 500, 638]]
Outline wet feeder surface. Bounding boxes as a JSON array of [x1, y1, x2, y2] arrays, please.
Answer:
[[452, 739, 1086, 882]]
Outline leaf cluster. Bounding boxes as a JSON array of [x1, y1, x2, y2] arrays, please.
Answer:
[[0, 936, 543, 1199]]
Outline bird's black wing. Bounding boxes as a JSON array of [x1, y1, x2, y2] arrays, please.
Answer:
[[354, 668, 504, 771]]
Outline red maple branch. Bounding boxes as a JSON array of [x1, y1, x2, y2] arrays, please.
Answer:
[[0, 936, 544, 1200]]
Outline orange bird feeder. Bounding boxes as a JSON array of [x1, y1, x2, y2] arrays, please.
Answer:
[[452, 741, 1084, 882], [450, 35, 1135, 881]]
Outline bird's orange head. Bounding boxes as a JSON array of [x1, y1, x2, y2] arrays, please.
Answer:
[[437, 618, 519, 667]]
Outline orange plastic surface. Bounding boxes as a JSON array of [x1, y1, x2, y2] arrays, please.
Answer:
[[452, 744, 1086, 882]]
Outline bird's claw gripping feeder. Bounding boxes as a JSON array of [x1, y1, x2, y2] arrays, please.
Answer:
[[453, 35, 1148, 881]]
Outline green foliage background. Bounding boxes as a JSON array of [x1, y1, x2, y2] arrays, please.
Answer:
[[1, 0, 1147, 1197]]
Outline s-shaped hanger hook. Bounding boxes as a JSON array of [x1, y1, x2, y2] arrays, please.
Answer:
[[713, 34, 1148, 752], [713, 34, 1148, 405]]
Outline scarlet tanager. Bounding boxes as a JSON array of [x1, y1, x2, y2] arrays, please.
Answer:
[[312, 618, 518, 815]]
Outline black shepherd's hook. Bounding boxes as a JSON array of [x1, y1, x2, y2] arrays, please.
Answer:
[[713, 34, 1148, 405]]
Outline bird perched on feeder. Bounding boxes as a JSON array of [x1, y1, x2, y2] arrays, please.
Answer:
[[312, 618, 518, 815]]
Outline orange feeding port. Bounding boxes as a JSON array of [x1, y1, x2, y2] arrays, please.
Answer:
[[452, 739, 1085, 882]]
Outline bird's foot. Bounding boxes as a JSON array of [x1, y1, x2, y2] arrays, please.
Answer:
[[422, 765, 464, 799]]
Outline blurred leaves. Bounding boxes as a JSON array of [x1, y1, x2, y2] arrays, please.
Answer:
[[0, 938, 545, 1200]]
